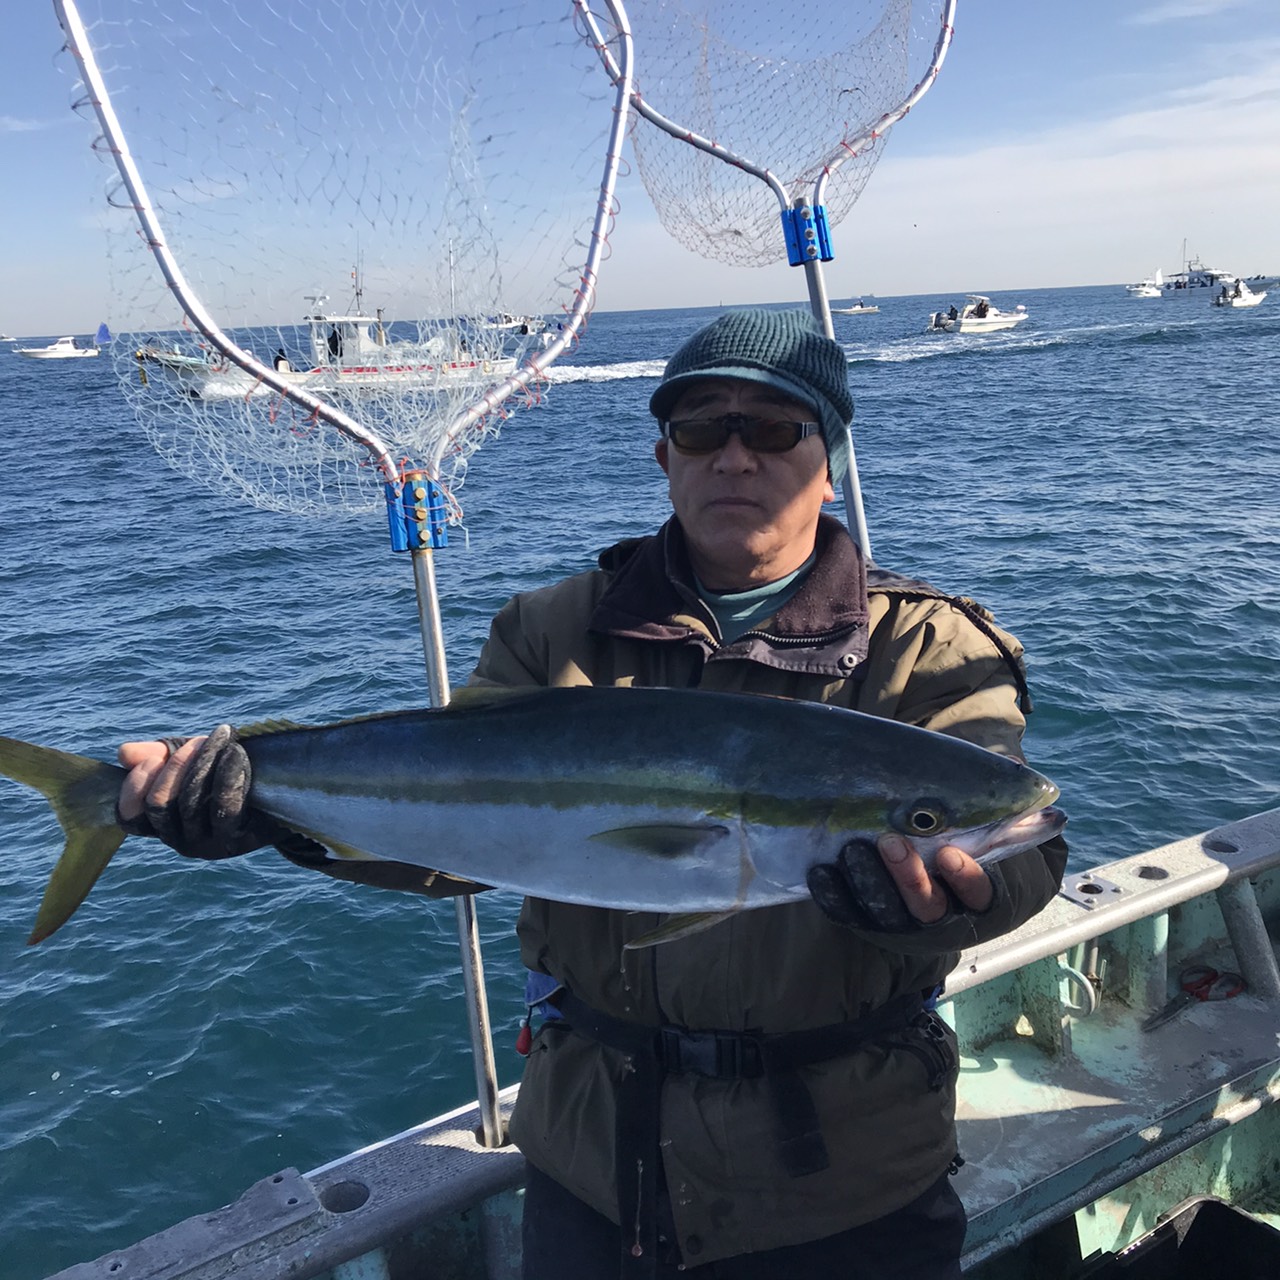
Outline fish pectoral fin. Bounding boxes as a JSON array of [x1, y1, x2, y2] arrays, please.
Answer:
[[0, 736, 130, 946], [589, 823, 731, 859], [624, 910, 739, 950]]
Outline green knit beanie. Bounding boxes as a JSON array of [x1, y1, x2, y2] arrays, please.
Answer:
[[649, 308, 854, 483]]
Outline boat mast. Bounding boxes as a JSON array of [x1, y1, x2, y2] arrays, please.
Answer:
[[447, 239, 457, 319]]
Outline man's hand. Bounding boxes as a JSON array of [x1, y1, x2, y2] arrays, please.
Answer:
[[876, 834, 993, 922], [806, 834, 994, 932], [117, 726, 282, 859]]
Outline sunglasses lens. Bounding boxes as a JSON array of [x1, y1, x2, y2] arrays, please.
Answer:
[[666, 417, 806, 454], [669, 420, 726, 453], [741, 421, 802, 452]]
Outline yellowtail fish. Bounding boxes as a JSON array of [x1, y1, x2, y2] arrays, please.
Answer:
[[0, 686, 1065, 945]]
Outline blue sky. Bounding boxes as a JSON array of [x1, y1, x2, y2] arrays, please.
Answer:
[[2, 0, 1278, 334]]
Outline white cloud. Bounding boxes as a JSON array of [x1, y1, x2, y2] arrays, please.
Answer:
[[0, 115, 51, 133], [1127, 0, 1250, 25]]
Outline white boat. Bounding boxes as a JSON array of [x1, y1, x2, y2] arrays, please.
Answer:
[[481, 312, 547, 335], [15, 335, 100, 359], [1159, 247, 1276, 299], [830, 299, 880, 316], [928, 295, 1028, 334], [135, 292, 519, 402], [1212, 279, 1267, 309], [47, 807, 1280, 1279], [1125, 268, 1163, 298]]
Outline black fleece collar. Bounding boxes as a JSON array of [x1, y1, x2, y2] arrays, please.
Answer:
[[588, 514, 870, 677]]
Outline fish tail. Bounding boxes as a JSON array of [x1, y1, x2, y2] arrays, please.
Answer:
[[0, 736, 128, 945]]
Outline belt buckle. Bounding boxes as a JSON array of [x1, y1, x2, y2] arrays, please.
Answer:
[[661, 1027, 719, 1076], [659, 1027, 765, 1078]]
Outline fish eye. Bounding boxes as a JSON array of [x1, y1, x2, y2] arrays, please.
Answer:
[[893, 800, 949, 837]]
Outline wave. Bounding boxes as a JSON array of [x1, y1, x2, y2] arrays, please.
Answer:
[[545, 359, 665, 384]]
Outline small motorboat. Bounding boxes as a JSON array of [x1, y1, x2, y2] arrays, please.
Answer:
[[928, 296, 1028, 334], [830, 299, 879, 316], [1125, 268, 1163, 298], [15, 335, 100, 359], [1212, 279, 1267, 309]]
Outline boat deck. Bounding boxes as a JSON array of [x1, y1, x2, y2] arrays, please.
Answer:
[[48, 809, 1280, 1280], [954, 809, 1280, 1273]]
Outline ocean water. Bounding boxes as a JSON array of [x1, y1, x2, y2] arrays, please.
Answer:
[[2, 286, 1278, 1276]]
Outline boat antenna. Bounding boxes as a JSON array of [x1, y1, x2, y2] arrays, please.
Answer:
[[52, 0, 635, 1153], [586, 0, 959, 562]]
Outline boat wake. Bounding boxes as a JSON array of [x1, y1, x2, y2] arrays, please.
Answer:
[[545, 359, 665, 384]]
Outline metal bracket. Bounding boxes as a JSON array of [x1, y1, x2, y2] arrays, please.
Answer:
[[386, 472, 449, 552], [780, 202, 833, 266], [1060, 873, 1124, 909]]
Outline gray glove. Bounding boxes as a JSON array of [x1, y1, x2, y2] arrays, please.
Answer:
[[807, 838, 961, 933], [118, 724, 293, 860], [120, 725, 488, 895]]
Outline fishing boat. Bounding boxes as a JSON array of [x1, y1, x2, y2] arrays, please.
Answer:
[[481, 312, 547, 335], [46, 805, 1280, 1279], [1212, 279, 1267, 309], [1125, 269, 1162, 299], [134, 291, 519, 402], [830, 299, 880, 316], [1158, 247, 1276, 300], [14, 334, 100, 359], [928, 296, 1029, 334]]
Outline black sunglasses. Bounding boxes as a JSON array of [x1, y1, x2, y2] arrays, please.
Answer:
[[660, 413, 822, 455]]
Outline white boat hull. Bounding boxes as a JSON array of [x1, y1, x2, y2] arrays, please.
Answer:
[[16, 336, 99, 359], [953, 312, 1027, 333], [138, 350, 519, 401], [1214, 290, 1266, 309]]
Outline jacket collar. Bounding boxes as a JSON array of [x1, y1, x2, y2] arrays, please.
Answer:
[[589, 514, 870, 677]]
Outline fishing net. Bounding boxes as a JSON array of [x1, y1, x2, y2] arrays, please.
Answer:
[[619, 0, 954, 267], [54, 1, 630, 519]]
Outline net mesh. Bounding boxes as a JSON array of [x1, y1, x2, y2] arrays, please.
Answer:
[[622, 0, 947, 266], [58, 2, 626, 518]]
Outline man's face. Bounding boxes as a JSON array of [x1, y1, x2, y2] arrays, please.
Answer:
[[655, 377, 835, 592]]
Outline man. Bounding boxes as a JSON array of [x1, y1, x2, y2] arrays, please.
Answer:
[[119, 308, 1066, 1279]]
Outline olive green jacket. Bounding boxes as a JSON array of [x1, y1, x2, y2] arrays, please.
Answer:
[[469, 514, 1066, 1265]]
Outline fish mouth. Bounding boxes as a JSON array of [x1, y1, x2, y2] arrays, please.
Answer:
[[910, 805, 1068, 867], [954, 805, 1068, 863]]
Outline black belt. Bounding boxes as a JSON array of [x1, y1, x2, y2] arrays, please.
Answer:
[[553, 989, 929, 1273]]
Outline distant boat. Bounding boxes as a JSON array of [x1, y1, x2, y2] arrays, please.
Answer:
[[830, 299, 879, 316], [927, 295, 1028, 334], [1212, 279, 1267, 309], [1125, 268, 1163, 298], [15, 335, 100, 360], [134, 288, 519, 402], [480, 312, 547, 335], [1159, 244, 1277, 298], [0, 333, 17, 342], [95, 321, 112, 346]]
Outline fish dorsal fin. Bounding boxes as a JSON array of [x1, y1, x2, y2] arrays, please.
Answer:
[[446, 685, 545, 711], [624, 910, 739, 949], [235, 718, 306, 739], [589, 823, 731, 859]]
